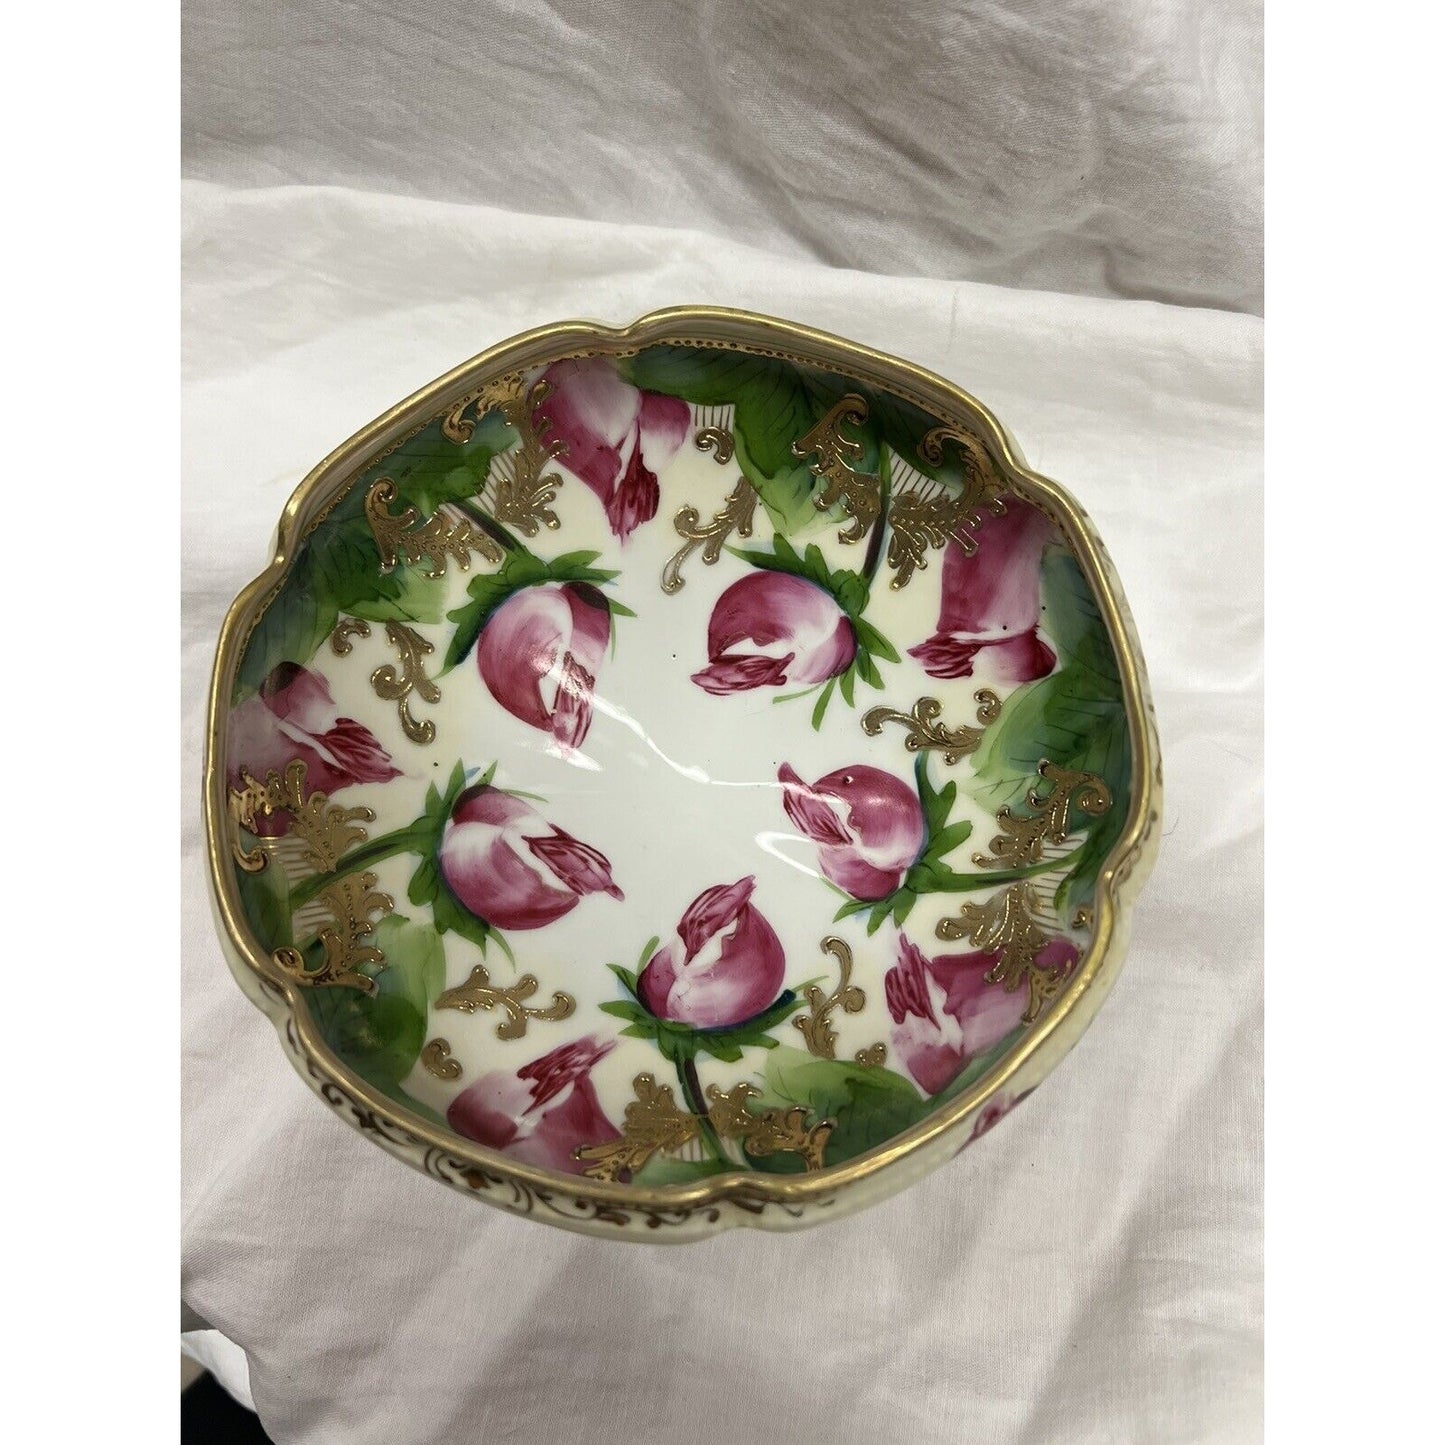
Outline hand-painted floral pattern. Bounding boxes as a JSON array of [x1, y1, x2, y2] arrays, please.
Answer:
[[777, 763, 925, 901], [885, 932, 1077, 1095], [908, 502, 1059, 685], [446, 1036, 620, 1175], [691, 570, 856, 696], [475, 579, 611, 751], [439, 783, 623, 931], [228, 663, 400, 834], [537, 358, 691, 541], [638, 877, 787, 1028], [222, 336, 1145, 1213]]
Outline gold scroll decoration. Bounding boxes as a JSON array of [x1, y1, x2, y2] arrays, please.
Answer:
[[974, 761, 1112, 870], [227, 760, 373, 875], [884, 425, 1010, 589], [272, 872, 393, 995], [434, 963, 575, 1041], [861, 690, 1002, 766], [364, 478, 502, 575], [661, 477, 758, 593], [793, 394, 880, 544], [444, 373, 566, 536], [574, 1074, 835, 1182], [937, 881, 1071, 1024]]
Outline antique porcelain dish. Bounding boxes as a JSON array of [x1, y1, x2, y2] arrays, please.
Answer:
[[204, 307, 1160, 1240]]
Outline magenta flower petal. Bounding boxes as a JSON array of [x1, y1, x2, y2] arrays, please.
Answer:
[[884, 933, 1045, 1096], [475, 581, 611, 749], [638, 876, 787, 1028], [447, 1036, 619, 1176], [527, 828, 624, 901], [438, 783, 623, 932], [694, 571, 856, 697], [910, 502, 1059, 686], [776, 763, 925, 901], [677, 876, 756, 960], [227, 663, 400, 835], [691, 652, 795, 695], [778, 764, 853, 846], [537, 358, 691, 542]]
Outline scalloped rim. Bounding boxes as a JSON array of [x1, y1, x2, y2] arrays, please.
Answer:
[[203, 306, 1162, 1237]]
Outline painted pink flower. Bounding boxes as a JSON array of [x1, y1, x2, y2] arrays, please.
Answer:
[[777, 763, 924, 900], [691, 571, 856, 696], [227, 662, 400, 835], [476, 581, 611, 751], [447, 1036, 620, 1176], [536, 358, 692, 541], [637, 877, 787, 1028], [884, 933, 1076, 1096], [908, 502, 1059, 685], [439, 783, 623, 932], [969, 1090, 1034, 1143]]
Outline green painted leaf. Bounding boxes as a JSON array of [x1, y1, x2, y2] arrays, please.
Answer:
[[969, 550, 1133, 913], [733, 426, 829, 537], [633, 1155, 730, 1186], [235, 419, 508, 701], [235, 848, 292, 951], [749, 1047, 932, 1171], [810, 678, 835, 730], [619, 346, 820, 477], [305, 914, 445, 1096]]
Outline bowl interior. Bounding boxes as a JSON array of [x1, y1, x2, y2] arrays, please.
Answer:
[[217, 334, 1135, 1194]]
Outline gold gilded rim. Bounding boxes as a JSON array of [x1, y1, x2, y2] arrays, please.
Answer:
[[203, 306, 1162, 1219]]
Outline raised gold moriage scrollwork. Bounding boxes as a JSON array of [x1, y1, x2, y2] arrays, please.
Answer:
[[853, 1043, 887, 1068], [421, 1038, 463, 1080], [441, 372, 527, 444], [573, 1074, 699, 1183], [794, 937, 867, 1060], [273, 871, 393, 994], [861, 690, 1001, 766], [793, 394, 880, 544], [694, 425, 735, 464], [573, 1074, 836, 1182], [329, 618, 371, 655], [363, 478, 502, 576], [228, 760, 374, 875], [370, 621, 442, 745], [660, 477, 758, 593], [434, 963, 576, 1040], [883, 426, 1010, 589], [937, 881, 1071, 1023], [974, 760, 1113, 870], [446, 373, 567, 536], [704, 1084, 833, 1170]]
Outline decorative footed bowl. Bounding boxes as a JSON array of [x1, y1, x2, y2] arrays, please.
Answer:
[[204, 307, 1160, 1240]]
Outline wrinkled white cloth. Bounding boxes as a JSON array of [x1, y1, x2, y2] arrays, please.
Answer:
[[181, 179, 1262, 1443], [181, 0, 1262, 314]]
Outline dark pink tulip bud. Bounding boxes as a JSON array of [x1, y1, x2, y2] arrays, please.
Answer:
[[439, 783, 622, 932], [908, 502, 1059, 685], [637, 877, 787, 1029], [778, 763, 925, 900], [475, 581, 611, 751], [692, 571, 856, 696], [536, 358, 692, 541], [227, 662, 400, 834], [885, 933, 1076, 1095], [446, 1036, 619, 1175]]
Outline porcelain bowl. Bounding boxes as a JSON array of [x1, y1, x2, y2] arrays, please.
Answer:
[[204, 307, 1160, 1240]]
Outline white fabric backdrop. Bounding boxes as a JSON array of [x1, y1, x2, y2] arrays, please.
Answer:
[[181, 0, 1262, 314], [181, 179, 1263, 1443]]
